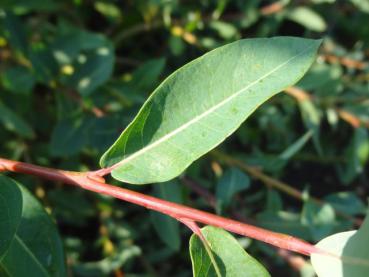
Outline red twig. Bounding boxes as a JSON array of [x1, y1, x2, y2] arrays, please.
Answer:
[[0, 157, 323, 256]]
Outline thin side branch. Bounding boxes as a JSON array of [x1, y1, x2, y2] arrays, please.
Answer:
[[211, 150, 362, 226]]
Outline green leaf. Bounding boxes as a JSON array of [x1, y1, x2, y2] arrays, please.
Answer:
[[286, 7, 327, 32], [279, 130, 313, 160], [100, 37, 321, 184], [209, 21, 239, 40], [0, 100, 35, 138], [299, 99, 322, 155], [49, 115, 92, 157], [53, 27, 115, 95], [350, 0, 369, 13], [68, 42, 114, 95], [0, 175, 66, 276], [28, 47, 59, 84], [0, 0, 58, 12], [265, 189, 283, 211], [311, 206, 369, 277], [216, 167, 250, 212], [257, 210, 311, 240], [88, 115, 127, 151], [338, 128, 369, 184], [1, 12, 28, 53], [149, 181, 182, 251], [301, 200, 336, 241], [325, 192, 366, 216], [189, 226, 270, 277], [130, 58, 166, 93], [1, 66, 35, 94]]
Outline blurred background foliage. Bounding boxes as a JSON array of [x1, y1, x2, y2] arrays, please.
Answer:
[[0, 0, 369, 276]]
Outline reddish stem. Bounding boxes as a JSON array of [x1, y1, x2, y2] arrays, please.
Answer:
[[0, 157, 323, 256]]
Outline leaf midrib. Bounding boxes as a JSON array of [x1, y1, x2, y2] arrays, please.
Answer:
[[109, 43, 316, 171], [0, 235, 49, 277]]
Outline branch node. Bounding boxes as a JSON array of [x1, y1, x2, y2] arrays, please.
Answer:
[[86, 173, 106, 183], [178, 218, 202, 237]]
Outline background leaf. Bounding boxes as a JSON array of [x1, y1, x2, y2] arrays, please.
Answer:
[[100, 37, 321, 184], [286, 7, 327, 32], [0, 101, 35, 139], [149, 181, 182, 251], [216, 167, 250, 212], [301, 200, 336, 241], [53, 26, 115, 95]]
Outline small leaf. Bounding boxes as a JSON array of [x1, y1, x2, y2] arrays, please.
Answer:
[[189, 226, 270, 277], [265, 189, 283, 211], [325, 192, 366, 216], [299, 99, 322, 155], [311, 206, 369, 277], [279, 130, 313, 160], [0, 175, 66, 276], [100, 37, 321, 184], [338, 127, 369, 184], [150, 181, 182, 251], [130, 58, 166, 93], [53, 27, 115, 95], [1, 66, 35, 94], [257, 210, 311, 240], [49, 115, 92, 157], [350, 0, 369, 13], [216, 167, 250, 212], [209, 21, 239, 40], [0, 0, 58, 12], [287, 7, 327, 32], [68, 42, 114, 95], [94, 1, 122, 20], [73, 245, 141, 276]]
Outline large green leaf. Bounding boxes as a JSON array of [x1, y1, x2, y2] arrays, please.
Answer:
[[189, 226, 270, 277], [100, 37, 321, 184], [0, 175, 66, 276], [311, 206, 369, 277]]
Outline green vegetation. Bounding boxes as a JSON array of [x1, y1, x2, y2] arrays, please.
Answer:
[[1, 1, 369, 276]]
